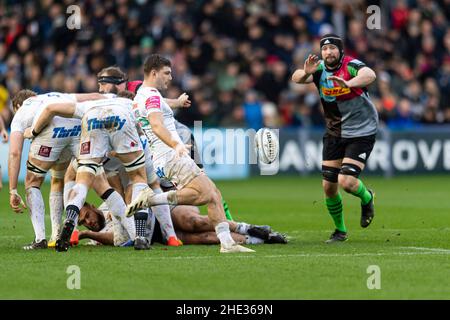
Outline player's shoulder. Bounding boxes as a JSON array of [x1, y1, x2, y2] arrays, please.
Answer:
[[345, 56, 366, 67], [135, 86, 161, 98]]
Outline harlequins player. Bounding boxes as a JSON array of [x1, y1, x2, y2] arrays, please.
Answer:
[[292, 34, 378, 243]]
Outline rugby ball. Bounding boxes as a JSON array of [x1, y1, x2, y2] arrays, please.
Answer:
[[255, 128, 279, 164]]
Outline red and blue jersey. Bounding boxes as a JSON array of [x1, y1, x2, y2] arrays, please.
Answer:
[[312, 56, 378, 138]]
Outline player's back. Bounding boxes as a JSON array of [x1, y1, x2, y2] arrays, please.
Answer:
[[11, 92, 78, 134]]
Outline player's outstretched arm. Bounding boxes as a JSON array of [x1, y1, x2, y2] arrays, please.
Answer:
[[74, 92, 106, 102], [25, 103, 77, 139], [291, 54, 320, 84], [328, 66, 376, 88], [165, 93, 191, 109], [148, 112, 189, 157], [78, 230, 114, 246], [8, 132, 27, 213]]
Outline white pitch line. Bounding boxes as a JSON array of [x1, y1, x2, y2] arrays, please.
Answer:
[[400, 246, 450, 253], [143, 250, 450, 261]]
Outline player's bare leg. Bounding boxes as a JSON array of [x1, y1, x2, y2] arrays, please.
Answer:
[[322, 159, 348, 243], [127, 175, 255, 253], [338, 157, 375, 228], [47, 161, 68, 247], [23, 157, 56, 250]]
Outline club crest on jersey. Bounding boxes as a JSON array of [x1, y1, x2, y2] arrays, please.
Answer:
[[52, 125, 81, 138], [38, 146, 52, 157], [321, 87, 351, 96], [86, 116, 126, 131], [80, 141, 90, 155]]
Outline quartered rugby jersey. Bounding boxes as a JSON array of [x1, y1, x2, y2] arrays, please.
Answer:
[[312, 56, 378, 138]]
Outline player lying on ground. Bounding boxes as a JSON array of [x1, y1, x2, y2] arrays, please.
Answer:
[[9, 90, 103, 249], [76, 202, 287, 246], [291, 33, 377, 243], [129, 54, 253, 253]]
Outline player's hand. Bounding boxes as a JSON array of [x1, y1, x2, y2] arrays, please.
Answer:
[[304, 54, 320, 75], [23, 127, 34, 139], [174, 143, 191, 158], [9, 189, 27, 213], [107, 151, 118, 158], [1, 129, 8, 143], [177, 93, 191, 108], [327, 76, 350, 88]]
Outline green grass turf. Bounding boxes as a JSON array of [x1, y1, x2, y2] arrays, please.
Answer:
[[0, 175, 449, 299]]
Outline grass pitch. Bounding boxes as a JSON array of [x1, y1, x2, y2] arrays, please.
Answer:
[[0, 175, 449, 299]]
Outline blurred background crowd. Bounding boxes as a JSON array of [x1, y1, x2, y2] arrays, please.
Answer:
[[0, 0, 449, 130]]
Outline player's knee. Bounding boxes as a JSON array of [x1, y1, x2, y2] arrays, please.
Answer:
[[338, 171, 359, 193], [322, 165, 340, 183]]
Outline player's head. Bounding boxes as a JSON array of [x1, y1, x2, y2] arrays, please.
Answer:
[[320, 34, 344, 69], [11, 89, 37, 113], [97, 66, 128, 94], [117, 90, 135, 100], [143, 54, 172, 90], [78, 203, 106, 232]]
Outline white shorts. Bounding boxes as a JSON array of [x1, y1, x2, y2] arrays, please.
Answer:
[[153, 151, 204, 189], [29, 117, 80, 163], [78, 107, 142, 160], [103, 135, 157, 185]]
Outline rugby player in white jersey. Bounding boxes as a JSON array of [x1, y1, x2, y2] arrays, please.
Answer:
[[0, 114, 9, 191], [129, 54, 254, 253], [75, 202, 287, 246], [95, 69, 182, 247], [28, 94, 148, 251], [8, 90, 103, 249]]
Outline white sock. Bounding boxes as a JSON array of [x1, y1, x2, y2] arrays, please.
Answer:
[[26, 187, 46, 242], [245, 236, 264, 244], [235, 222, 251, 235], [49, 191, 63, 241], [150, 190, 178, 205], [151, 188, 176, 239], [63, 180, 76, 206], [105, 190, 136, 240], [215, 222, 236, 247], [66, 183, 88, 225]]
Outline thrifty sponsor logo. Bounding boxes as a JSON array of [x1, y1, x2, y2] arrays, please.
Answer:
[[52, 125, 81, 138], [86, 116, 126, 131]]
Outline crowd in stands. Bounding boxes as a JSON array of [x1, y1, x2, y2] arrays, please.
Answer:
[[0, 0, 449, 130]]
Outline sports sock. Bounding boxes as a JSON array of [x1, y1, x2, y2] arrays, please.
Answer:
[[103, 189, 136, 240], [26, 187, 46, 242], [65, 183, 88, 225], [245, 236, 264, 244], [49, 191, 63, 241], [215, 222, 236, 247], [151, 187, 177, 240], [351, 179, 373, 205], [151, 190, 177, 205], [134, 210, 148, 238], [235, 222, 251, 235], [222, 199, 233, 221], [63, 180, 76, 206], [325, 193, 347, 233], [146, 209, 156, 240]]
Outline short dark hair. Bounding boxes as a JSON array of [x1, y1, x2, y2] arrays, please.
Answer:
[[11, 89, 37, 113], [97, 66, 127, 80], [143, 54, 171, 76], [117, 90, 135, 99]]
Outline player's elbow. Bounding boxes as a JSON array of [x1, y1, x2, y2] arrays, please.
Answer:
[[291, 71, 301, 83]]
